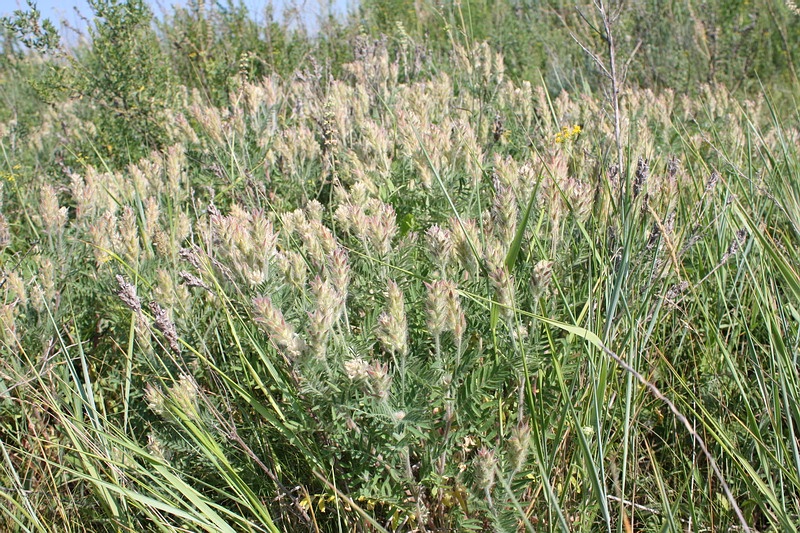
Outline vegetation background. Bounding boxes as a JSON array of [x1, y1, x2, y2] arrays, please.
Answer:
[[0, 0, 799, 531]]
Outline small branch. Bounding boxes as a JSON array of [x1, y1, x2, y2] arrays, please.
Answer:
[[607, 495, 659, 515], [621, 39, 642, 85], [567, 30, 612, 79], [597, 0, 625, 180]]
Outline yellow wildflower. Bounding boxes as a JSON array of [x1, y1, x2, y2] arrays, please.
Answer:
[[555, 124, 582, 144]]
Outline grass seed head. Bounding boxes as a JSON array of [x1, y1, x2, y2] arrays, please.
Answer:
[[633, 157, 649, 199], [116, 275, 142, 314], [149, 301, 181, 353]]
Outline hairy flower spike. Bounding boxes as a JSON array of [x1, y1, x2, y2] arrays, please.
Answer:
[[153, 269, 188, 309], [445, 283, 466, 346], [530, 260, 554, 300], [175, 212, 192, 243], [333, 204, 354, 234], [490, 267, 515, 322], [0, 302, 18, 344], [277, 251, 308, 289], [483, 237, 505, 272], [170, 373, 200, 422], [376, 280, 408, 355], [0, 213, 10, 252], [38, 257, 56, 305], [425, 279, 465, 344], [144, 383, 165, 415], [165, 144, 186, 199], [311, 276, 339, 322], [119, 206, 141, 262], [306, 277, 339, 358], [426, 280, 450, 336], [310, 222, 338, 263], [508, 421, 531, 472], [143, 196, 160, 239], [492, 182, 518, 244], [327, 247, 350, 314], [6, 272, 27, 306], [307, 309, 332, 359], [70, 172, 97, 222], [251, 211, 279, 257], [451, 217, 483, 275], [425, 225, 454, 275], [147, 433, 169, 463], [190, 103, 225, 145], [253, 296, 305, 359], [40, 184, 68, 235], [366, 203, 397, 257], [344, 357, 370, 380], [305, 199, 324, 222], [474, 447, 497, 494], [366, 361, 392, 400]]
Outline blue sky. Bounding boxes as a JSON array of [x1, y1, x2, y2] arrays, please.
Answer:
[[1, 0, 353, 38]]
